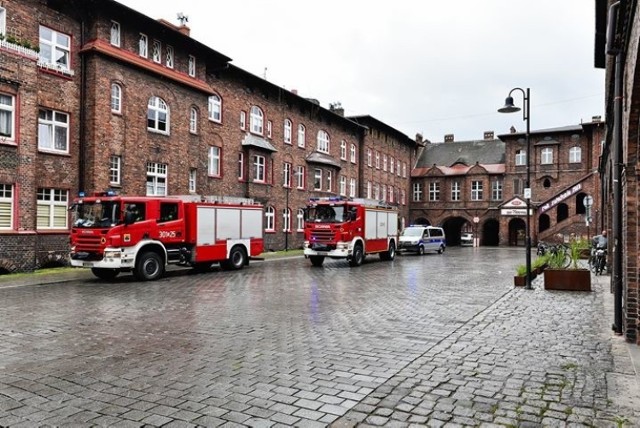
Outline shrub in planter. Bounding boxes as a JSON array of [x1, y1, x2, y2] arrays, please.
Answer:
[[543, 237, 591, 291]]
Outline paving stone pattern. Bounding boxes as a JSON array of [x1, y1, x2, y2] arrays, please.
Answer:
[[0, 248, 637, 427]]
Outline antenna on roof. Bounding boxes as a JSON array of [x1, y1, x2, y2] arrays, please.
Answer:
[[177, 13, 189, 25]]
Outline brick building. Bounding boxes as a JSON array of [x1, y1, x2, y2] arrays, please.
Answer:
[[0, 0, 417, 272]]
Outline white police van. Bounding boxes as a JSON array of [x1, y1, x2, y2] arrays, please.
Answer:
[[398, 226, 446, 255]]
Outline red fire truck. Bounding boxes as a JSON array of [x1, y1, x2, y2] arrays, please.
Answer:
[[69, 192, 264, 281], [303, 197, 398, 267]]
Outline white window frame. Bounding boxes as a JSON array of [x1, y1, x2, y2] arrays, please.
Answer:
[[282, 208, 291, 232], [297, 208, 304, 232], [165, 45, 174, 68], [253, 155, 265, 183], [110, 83, 122, 114], [0, 8, 6, 38], [189, 107, 198, 134], [188, 55, 196, 77], [383, 154, 388, 172], [374, 183, 380, 200], [208, 146, 221, 177], [296, 166, 305, 189], [569, 146, 582, 163], [382, 185, 387, 202], [38, 108, 69, 154], [267, 120, 272, 138], [317, 130, 330, 154], [147, 96, 169, 134], [208, 95, 222, 123], [189, 168, 197, 193], [367, 149, 372, 167], [36, 188, 68, 229], [515, 149, 526, 166], [265, 206, 275, 232], [350, 144, 357, 164], [492, 180, 503, 201], [314, 168, 322, 190], [401, 190, 405, 205], [541, 147, 553, 165], [375, 151, 380, 169], [250, 106, 264, 135], [110, 21, 121, 47], [471, 180, 483, 201], [283, 162, 292, 188], [397, 159, 401, 176], [152, 40, 161, 63], [366, 181, 372, 199], [238, 152, 244, 180], [0, 93, 15, 143], [39, 25, 71, 72], [349, 178, 356, 197], [388, 186, 394, 203], [326, 170, 332, 192], [413, 182, 423, 202], [139, 33, 148, 58], [109, 155, 121, 185], [240, 111, 246, 129], [0, 183, 13, 229], [451, 181, 461, 201], [390, 156, 395, 174], [146, 162, 167, 196], [339, 176, 347, 196], [340, 140, 347, 160], [284, 119, 292, 144], [298, 124, 306, 148], [429, 182, 440, 201]]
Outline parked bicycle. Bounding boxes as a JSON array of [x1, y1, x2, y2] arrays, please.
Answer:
[[589, 243, 607, 275], [537, 241, 571, 268]]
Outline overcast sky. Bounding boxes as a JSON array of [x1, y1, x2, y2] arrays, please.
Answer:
[[117, 0, 604, 143]]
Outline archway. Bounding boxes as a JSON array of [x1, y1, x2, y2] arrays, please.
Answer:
[[508, 218, 526, 246], [538, 213, 550, 233], [442, 217, 468, 246], [482, 218, 500, 246], [412, 217, 430, 226], [575, 192, 587, 215], [557, 203, 569, 222]]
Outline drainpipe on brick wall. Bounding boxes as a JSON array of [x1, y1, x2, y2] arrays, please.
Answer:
[[78, 20, 87, 193]]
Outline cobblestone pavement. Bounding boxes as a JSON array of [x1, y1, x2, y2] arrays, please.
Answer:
[[0, 248, 638, 427]]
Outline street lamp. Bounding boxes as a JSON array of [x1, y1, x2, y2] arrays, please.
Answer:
[[498, 87, 532, 290]]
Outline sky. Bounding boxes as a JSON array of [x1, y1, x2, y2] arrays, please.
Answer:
[[117, 0, 604, 143]]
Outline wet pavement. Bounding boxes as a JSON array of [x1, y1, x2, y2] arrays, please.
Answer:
[[0, 248, 638, 427]]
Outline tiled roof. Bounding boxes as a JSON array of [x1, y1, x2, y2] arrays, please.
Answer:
[[415, 139, 505, 170]]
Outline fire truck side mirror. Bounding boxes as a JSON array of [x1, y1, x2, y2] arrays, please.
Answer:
[[124, 211, 135, 225]]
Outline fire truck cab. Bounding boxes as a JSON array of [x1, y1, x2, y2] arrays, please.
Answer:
[[69, 192, 263, 281], [303, 197, 398, 267]]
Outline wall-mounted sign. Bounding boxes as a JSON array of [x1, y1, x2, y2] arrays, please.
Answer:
[[501, 209, 533, 216], [538, 183, 582, 213]]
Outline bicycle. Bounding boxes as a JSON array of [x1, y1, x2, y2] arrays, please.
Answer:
[[592, 246, 607, 275], [544, 242, 571, 268]]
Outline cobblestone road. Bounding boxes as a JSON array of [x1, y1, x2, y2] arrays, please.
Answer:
[[0, 248, 638, 427]]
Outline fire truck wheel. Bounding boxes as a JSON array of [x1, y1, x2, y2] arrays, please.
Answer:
[[91, 268, 119, 281], [135, 251, 164, 281], [382, 241, 396, 261], [222, 246, 247, 270], [309, 256, 325, 267], [349, 244, 364, 267]]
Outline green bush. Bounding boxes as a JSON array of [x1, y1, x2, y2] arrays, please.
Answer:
[[547, 249, 568, 269], [532, 254, 548, 270], [568, 237, 589, 269], [515, 264, 527, 276]]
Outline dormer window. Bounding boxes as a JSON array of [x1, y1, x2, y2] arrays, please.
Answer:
[[152, 40, 161, 63], [139, 34, 148, 58], [110, 21, 120, 47], [165, 45, 174, 68], [188, 55, 196, 77]]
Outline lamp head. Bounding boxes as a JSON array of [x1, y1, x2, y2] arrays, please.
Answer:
[[498, 96, 521, 114]]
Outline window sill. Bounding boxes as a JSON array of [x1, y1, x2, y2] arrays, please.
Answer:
[[38, 149, 71, 157], [265, 230, 276, 234], [208, 118, 222, 125], [208, 174, 221, 179], [37, 61, 74, 78], [147, 129, 170, 136], [0, 139, 17, 147]]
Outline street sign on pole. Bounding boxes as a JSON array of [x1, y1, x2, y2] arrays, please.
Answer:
[[584, 195, 593, 208], [524, 188, 531, 199]]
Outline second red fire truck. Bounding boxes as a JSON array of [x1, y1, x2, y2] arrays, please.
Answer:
[[303, 197, 398, 267], [69, 192, 264, 281]]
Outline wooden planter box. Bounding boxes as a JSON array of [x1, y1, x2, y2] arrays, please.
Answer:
[[514, 275, 526, 287], [543, 268, 591, 291]]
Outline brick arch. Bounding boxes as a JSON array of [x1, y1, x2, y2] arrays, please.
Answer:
[[38, 252, 68, 269], [0, 258, 19, 274]]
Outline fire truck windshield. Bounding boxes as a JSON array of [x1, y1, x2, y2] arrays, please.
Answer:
[[307, 205, 347, 223], [72, 201, 121, 228]]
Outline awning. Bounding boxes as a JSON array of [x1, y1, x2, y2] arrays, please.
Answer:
[[242, 134, 278, 152], [306, 151, 341, 169]]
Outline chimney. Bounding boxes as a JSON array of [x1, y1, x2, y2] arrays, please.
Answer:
[[484, 131, 494, 140], [592, 115, 602, 122], [291, 89, 298, 95], [329, 102, 344, 117], [444, 134, 454, 143], [510, 126, 517, 134], [415, 133, 423, 144], [177, 25, 190, 36]]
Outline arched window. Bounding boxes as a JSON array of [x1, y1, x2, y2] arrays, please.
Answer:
[[208, 94, 222, 123], [569, 146, 582, 163], [297, 208, 305, 231], [250, 106, 264, 135], [538, 213, 550, 233], [282, 208, 291, 232], [350, 144, 357, 163], [189, 107, 198, 134], [147, 96, 169, 134], [265, 206, 275, 231], [515, 149, 526, 166], [575, 193, 587, 215], [340, 140, 347, 160], [284, 119, 292, 144], [557, 203, 569, 222], [110, 83, 122, 113], [543, 178, 551, 188], [297, 124, 306, 147], [317, 130, 330, 153]]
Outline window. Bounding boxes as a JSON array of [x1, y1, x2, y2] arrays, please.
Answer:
[[515, 149, 526, 166], [317, 130, 330, 154], [375, 151, 380, 169], [208, 95, 222, 123], [569, 146, 582, 163], [413, 182, 423, 202], [297, 124, 306, 148], [383, 154, 388, 172], [541, 147, 553, 165], [0, 184, 13, 229], [390, 156, 395, 174], [38, 109, 69, 153], [147, 96, 169, 133], [208, 146, 221, 177], [267, 120, 272, 138], [110, 21, 120, 47], [139, 33, 148, 58], [237, 152, 244, 180], [240, 111, 246, 129], [296, 166, 305, 189], [297, 208, 304, 231], [382, 185, 387, 202], [265, 206, 275, 232], [0, 93, 15, 142], [367, 148, 372, 167], [36, 188, 68, 229], [400, 189, 405, 205], [152, 40, 161, 63], [250, 106, 263, 135], [189, 169, 197, 193], [326, 170, 332, 192], [146, 162, 167, 196], [471, 180, 483, 201], [110, 83, 122, 113], [374, 183, 380, 200], [109, 155, 121, 185], [388, 186, 394, 203], [282, 208, 291, 232], [339, 176, 346, 196], [451, 181, 461, 201], [189, 107, 198, 134], [253, 155, 265, 183], [0, 7, 6, 38], [366, 181, 372, 199], [397, 159, 401, 177], [492, 180, 503, 201], [159, 203, 179, 223], [283, 162, 291, 187], [188, 55, 196, 77], [429, 182, 440, 201], [402, 163, 407, 178], [314, 168, 322, 190], [165, 45, 174, 68], [349, 178, 356, 197], [284, 119, 292, 144], [513, 178, 523, 195], [39, 25, 71, 72], [350, 144, 357, 164], [340, 140, 347, 160]]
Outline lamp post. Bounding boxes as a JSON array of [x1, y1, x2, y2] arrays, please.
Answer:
[[498, 87, 532, 290]]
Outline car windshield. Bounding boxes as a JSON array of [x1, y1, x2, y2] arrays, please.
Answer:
[[72, 201, 121, 228], [401, 228, 424, 237], [306, 205, 346, 223]]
